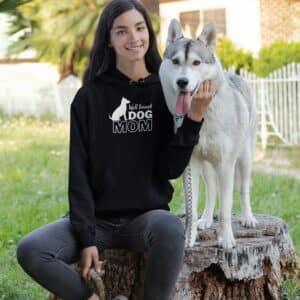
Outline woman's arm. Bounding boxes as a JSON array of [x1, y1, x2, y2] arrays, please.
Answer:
[[156, 110, 204, 180], [156, 81, 213, 180], [68, 87, 96, 249]]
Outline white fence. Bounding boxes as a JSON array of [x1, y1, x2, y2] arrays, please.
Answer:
[[0, 64, 300, 148], [240, 63, 300, 149], [0, 74, 81, 121]]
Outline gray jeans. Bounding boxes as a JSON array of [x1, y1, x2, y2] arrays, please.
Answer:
[[16, 209, 185, 300]]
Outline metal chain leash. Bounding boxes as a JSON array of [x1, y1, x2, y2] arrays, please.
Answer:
[[183, 163, 193, 247]]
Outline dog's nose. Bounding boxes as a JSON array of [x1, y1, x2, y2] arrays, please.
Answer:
[[176, 78, 189, 89]]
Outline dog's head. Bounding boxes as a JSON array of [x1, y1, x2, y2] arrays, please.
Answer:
[[121, 97, 130, 104], [159, 20, 218, 127]]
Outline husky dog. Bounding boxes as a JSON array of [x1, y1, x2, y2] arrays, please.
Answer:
[[109, 97, 130, 121], [159, 20, 258, 250]]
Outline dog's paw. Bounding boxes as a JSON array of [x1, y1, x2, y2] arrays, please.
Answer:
[[218, 230, 236, 251], [197, 216, 213, 230], [240, 214, 258, 228]]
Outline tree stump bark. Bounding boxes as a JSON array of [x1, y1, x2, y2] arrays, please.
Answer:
[[49, 214, 297, 300], [172, 214, 297, 300]]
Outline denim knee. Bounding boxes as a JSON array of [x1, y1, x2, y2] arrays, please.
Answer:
[[16, 235, 42, 276], [149, 212, 185, 247]]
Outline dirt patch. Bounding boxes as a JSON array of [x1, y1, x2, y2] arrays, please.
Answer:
[[254, 147, 300, 180]]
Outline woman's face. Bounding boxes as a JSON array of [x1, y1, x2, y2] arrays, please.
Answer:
[[109, 9, 150, 66]]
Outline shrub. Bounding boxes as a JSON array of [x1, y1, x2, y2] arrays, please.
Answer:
[[253, 40, 300, 77], [216, 37, 253, 73]]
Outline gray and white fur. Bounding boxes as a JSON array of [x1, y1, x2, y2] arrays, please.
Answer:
[[159, 19, 258, 250]]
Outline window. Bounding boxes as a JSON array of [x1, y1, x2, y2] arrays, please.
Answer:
[[179, 11, 200, 38], [179, 8, 226, 38]]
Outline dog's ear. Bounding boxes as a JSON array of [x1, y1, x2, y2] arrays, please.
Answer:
[[197, 22, 216, 52], [166, 19, 183, 47]]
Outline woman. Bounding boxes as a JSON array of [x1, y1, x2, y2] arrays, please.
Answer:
[[16, 0, 213, 299]]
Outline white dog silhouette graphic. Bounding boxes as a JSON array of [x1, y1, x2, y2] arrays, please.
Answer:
[[109, 97, 130, 121]]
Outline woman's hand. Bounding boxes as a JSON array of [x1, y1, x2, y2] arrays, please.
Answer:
[[187, 80, 214, 122], [80, 246, 101, 281]]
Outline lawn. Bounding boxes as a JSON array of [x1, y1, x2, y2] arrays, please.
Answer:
[[0, 114, 299, 299]]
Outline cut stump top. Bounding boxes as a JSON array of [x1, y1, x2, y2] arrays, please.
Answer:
[[178, 214, 295, 281]]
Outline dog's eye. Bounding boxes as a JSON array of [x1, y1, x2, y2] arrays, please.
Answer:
[[193, 60, 201, 66], [172, 58, 180, 65]]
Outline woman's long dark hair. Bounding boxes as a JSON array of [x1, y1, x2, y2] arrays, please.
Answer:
[[82, 0, 161, 84]]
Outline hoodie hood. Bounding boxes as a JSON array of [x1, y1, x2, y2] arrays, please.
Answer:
[[95, 68, 160, 88]]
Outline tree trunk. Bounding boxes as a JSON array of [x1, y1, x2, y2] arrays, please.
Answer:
[[49, 214, 298, 300]]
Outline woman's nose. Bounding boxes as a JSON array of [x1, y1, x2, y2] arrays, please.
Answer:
[[128, 30, 139, 43]]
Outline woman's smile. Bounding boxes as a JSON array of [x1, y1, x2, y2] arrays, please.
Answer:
[[125, 44, 143, 52], [109, 9, 150, 65]]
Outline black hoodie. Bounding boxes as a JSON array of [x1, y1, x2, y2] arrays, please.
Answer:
[[67, 68, 204, 249]]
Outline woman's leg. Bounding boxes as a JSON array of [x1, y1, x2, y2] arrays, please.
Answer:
[[114, 209, 186, 300], [16, 215, 101, 300]]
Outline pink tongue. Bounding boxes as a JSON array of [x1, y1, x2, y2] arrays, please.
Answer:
[[176, 92, 191, 115]]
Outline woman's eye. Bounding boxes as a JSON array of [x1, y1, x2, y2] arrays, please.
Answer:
[[172, 58, 180, 65], [193, 60, 201, 66], [137, 26, 145, 31], [117, 30, 126, 36]]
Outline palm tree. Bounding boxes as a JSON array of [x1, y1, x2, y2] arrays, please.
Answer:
[[1, 0, 108, 80], [0, 0, 32, 46], [1, 0, 161, 80]]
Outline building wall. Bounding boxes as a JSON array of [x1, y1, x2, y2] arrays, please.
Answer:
[[159, 0, 261, 55], [140, 0, 159, 14], [260, 0, 300, 46]]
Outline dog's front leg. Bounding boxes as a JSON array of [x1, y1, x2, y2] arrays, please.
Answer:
[[216, 164, 236, 250], [198, 161, 216, 230], [236, 147, 258, 228], [183, 155, 200, 248]]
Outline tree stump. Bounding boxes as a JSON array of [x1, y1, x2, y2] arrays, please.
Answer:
[[172, 214, 297, 300], [49, 214, 297, 300]]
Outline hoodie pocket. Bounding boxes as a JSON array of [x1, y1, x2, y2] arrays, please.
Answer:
[[101, 168, 117, 196], [92, 168, 116, 198]]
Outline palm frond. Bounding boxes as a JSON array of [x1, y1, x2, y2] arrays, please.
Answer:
[[0, 0, 31, 12]]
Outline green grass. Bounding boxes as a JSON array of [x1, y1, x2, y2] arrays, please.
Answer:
[[282, 276, 300, 300], [0, 114, 299, 299]]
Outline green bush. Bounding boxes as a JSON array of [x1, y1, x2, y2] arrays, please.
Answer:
[[253, 40, 300, 77], [216, 37, 300, 77], [216, 37, 253, 73]]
